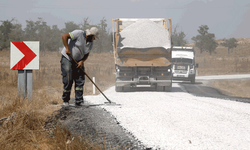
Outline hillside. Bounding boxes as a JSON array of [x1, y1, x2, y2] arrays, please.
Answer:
[[187, 38, 250, 76]]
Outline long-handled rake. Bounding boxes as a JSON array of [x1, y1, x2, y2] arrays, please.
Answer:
[[68, 55, 118, 105]]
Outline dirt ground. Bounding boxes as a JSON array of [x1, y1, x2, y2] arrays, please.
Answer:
[[45, 104, 145, 149], [208, 79, 250, 99]]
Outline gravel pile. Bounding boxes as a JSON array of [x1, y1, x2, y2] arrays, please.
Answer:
[[118, 19, 171, 50]]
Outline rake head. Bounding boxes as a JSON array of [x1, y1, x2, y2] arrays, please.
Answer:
[[104, 100, 120, 106]]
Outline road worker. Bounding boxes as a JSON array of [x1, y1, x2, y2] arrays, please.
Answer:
[[60, 27, 99, 106]]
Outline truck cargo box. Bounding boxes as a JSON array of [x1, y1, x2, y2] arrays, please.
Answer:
[[112, 18, 173, 92]]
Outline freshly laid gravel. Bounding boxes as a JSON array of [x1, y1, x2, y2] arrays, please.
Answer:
[[118, 19, 171, 49], [84, 75, 250, 150]]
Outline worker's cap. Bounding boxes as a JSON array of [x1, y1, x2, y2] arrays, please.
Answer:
[[86, 27, 99, 39]]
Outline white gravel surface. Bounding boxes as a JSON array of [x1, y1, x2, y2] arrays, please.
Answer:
[[118, 19, 171, 49], [84, 76, 250, 150]]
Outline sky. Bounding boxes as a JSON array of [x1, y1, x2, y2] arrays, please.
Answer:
[[0, 0, 249, 41]]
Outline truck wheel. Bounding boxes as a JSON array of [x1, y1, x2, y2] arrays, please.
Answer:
[[115, 86, 123, 92], [164, 86, 172, 92], [164, 79, 172, 92], [115, 82, 123, 92], [191, 77, 195, 84], [156, 86, 164, 91], [123, 86, 131, 92]]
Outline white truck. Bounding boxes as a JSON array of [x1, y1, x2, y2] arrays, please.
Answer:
[[172, 46, 198, 84]]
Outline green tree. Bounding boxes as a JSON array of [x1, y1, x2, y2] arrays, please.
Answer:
[[24, 18, 62, 52], [191, 25, 208, 53], [62, 21, 80, 33], [221, 38, 238, 55], [172, 25, 187, 46], [98, 17, 107, 33], [47, 25, 62, 51], [24, 18, 50, 52], [92, 17, 111, 53], [9, 21, 24, 41], [0, 19, 14, 50], [36, 18, 50, 52], [204, 33, 218, 55], [80, 17, 91, 30], [24, 19, 39, 41], [192, 25, 218, 55]]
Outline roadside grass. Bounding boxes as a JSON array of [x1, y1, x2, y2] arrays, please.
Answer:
[[193, 39, 250, 76], [208, 79, 250, 98], [0, 50, 115, 149]]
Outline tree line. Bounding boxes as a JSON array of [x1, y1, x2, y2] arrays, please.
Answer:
[[0, 17, 112, 53], [173, 24, 238, 55], [0, 18, 238, 55]]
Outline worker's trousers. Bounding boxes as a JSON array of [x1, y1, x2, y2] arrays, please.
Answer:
[[60, 55, 85, 104]]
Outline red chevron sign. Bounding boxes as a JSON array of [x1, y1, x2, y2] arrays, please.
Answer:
[[11, 41, 39, 70]]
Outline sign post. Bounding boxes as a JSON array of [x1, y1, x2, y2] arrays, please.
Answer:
[[18, 70, 27, 99], [11, 41, 39, 100]]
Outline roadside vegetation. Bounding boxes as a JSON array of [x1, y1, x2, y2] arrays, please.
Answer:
[[0, 17, 112, 53], [0, 18, 250, 149], [0, 49, 115, 149]]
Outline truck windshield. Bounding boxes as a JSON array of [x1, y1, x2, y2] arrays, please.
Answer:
[[172, 58, 193, 64]]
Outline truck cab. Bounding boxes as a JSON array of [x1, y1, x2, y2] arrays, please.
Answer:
[[172, 46, 198, 84]]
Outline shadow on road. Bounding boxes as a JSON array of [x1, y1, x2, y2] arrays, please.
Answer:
[[179, 80, 250, 103], [172, 81, 203, 85], [117, 85, 185, 93]]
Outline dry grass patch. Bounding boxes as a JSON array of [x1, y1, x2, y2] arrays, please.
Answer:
[[194, 39, 250, 76], [0, 50, 116, 149], [209, 79, 250, 98], [0, 87, 62, 149]]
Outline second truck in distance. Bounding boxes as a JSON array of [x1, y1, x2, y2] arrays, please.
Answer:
[[172, 46, 198, 84]]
